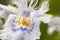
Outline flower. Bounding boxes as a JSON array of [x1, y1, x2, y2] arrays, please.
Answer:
[[48, 17, 60, 34], [0, 0, 51, 40], [0, 4, 17, 20]]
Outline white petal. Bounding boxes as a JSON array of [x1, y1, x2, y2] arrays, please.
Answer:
[[4, 14, 16, 27], [0, 14, 19, 40], [31, 0, 49, 17], [39, 15, 51, 23], [0, 10, 10, 20], [0, 14, 41, 40], [0, 4, 17, 14], [50, 17, 60, 25], [49, 17, 60, 32], [30, 18, 41, 39], [47, 25, 56, 34], [29, 0, 34, 7], [0, 4, 17, 20], [12, 0, 28, 8]]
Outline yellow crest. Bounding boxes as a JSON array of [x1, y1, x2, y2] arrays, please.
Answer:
[[16, 16, 30, 27]]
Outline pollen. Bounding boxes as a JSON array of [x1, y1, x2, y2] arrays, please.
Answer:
[[16, 16, 30, 27]]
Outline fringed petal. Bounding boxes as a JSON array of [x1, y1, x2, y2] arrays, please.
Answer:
[[31, 0, 49, 17], [39, 14, 52, 23], [47, 25, 56, 34], [12, 0, 28, 8], [0, 14, 41, 40], [0, 4, 17, 14], [48, 17, 60, 34], [0, 4, 17, 20]]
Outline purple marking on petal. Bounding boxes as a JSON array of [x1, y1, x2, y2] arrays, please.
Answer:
[[11, 26, 28, 32], [12, 20, 15, 22], [14, 16, 16, 19], [17, 27, 21, 31], [22, 11, 26, 16], [32, 22, 36, 26], [27, 28, 33, 34], [26, 11, 30, 17], [11, 24, 15, 27], [12, 28, 17, 32], [20, 27, 27, 31], [28, 31, 30, 34], [32, 23, 35, 26], [22, 11, 30, 17], [30, 29, 32, 32], [32, 27, 34, 29], [23, 28, 27, 31]]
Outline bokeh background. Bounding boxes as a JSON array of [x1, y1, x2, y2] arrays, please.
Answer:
[[0, 0, 60, 40]]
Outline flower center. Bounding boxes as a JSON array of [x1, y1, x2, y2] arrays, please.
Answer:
[[16, 16, 30, 27]]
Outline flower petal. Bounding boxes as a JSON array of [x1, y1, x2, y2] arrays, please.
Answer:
[[0, 4, 17, 14], [48, 17, 60, 32], [39, 15, 52, 23], [30, 18, 41, 39], [0, 4, 17, 20], [31, 0, 49, 17], [47, 25, 56, 34], [0, 14, 41, 40]]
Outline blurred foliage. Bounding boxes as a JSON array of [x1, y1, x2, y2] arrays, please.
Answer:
[[0, 17, 5, 30], [48, 0, 60, 16], [0, 0, 60, 40], [0, 0, 11, 5], [40, 22, 59, 40]]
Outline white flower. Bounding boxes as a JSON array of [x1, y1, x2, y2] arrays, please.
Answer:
[[48, 17, 60, 34], [0, 0, 51, 40], [0, 4, 17, 20]]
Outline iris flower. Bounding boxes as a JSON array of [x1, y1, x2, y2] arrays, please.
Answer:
[[0, 0, 51, 40]]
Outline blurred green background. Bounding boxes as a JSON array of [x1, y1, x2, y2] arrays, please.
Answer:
[[0, 0, 60, 40]]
